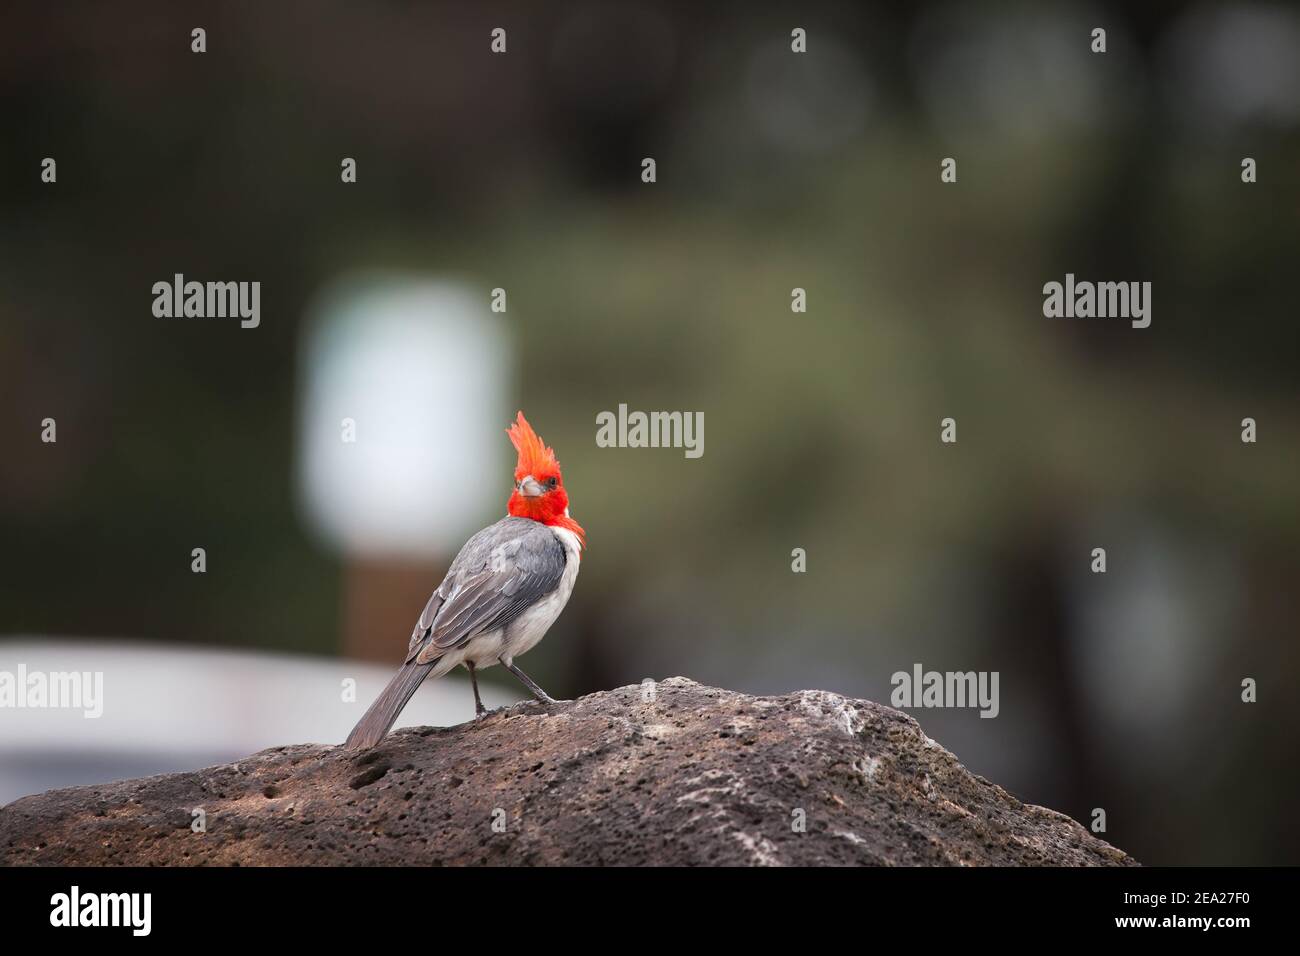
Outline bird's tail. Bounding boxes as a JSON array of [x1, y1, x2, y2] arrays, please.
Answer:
[[343, 657, 440, 750]]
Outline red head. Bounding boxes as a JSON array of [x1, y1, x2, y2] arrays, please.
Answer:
[[507, 412, 585, 549]]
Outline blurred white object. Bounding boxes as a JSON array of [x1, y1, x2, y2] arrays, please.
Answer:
[[297, 275, 511, 559], [0, 639, 517, 805]]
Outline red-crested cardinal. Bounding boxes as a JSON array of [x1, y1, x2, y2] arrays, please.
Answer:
[[344, 412, 585, 750]]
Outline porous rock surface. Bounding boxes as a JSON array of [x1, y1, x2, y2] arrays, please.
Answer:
[[0, 678, 1136, 866]]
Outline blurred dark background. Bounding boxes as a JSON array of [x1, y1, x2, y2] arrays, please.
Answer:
[[1, 0, 1298, 864]]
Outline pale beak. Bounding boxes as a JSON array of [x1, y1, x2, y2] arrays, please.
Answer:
[[516, 475, 545, 498]]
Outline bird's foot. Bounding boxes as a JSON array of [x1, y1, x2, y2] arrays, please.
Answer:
[[528, 694, 569, 706]]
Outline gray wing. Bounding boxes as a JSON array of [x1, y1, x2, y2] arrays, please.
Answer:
[[405, 517, 567, 665]]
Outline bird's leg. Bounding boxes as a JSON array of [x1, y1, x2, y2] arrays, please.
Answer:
[[465, 661, 489, 718], [499, 657, 560, 705]]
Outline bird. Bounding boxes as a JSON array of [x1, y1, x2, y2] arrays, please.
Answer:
[[343, 411, 585, 750]]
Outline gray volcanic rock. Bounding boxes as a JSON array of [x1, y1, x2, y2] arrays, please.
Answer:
[[0, 678, 1135, 866]]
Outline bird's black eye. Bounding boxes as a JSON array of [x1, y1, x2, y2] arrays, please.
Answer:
[[546, 476, 558, 488]]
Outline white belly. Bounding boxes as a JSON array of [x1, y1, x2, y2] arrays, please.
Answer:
[[433, 524, 581, 675]]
